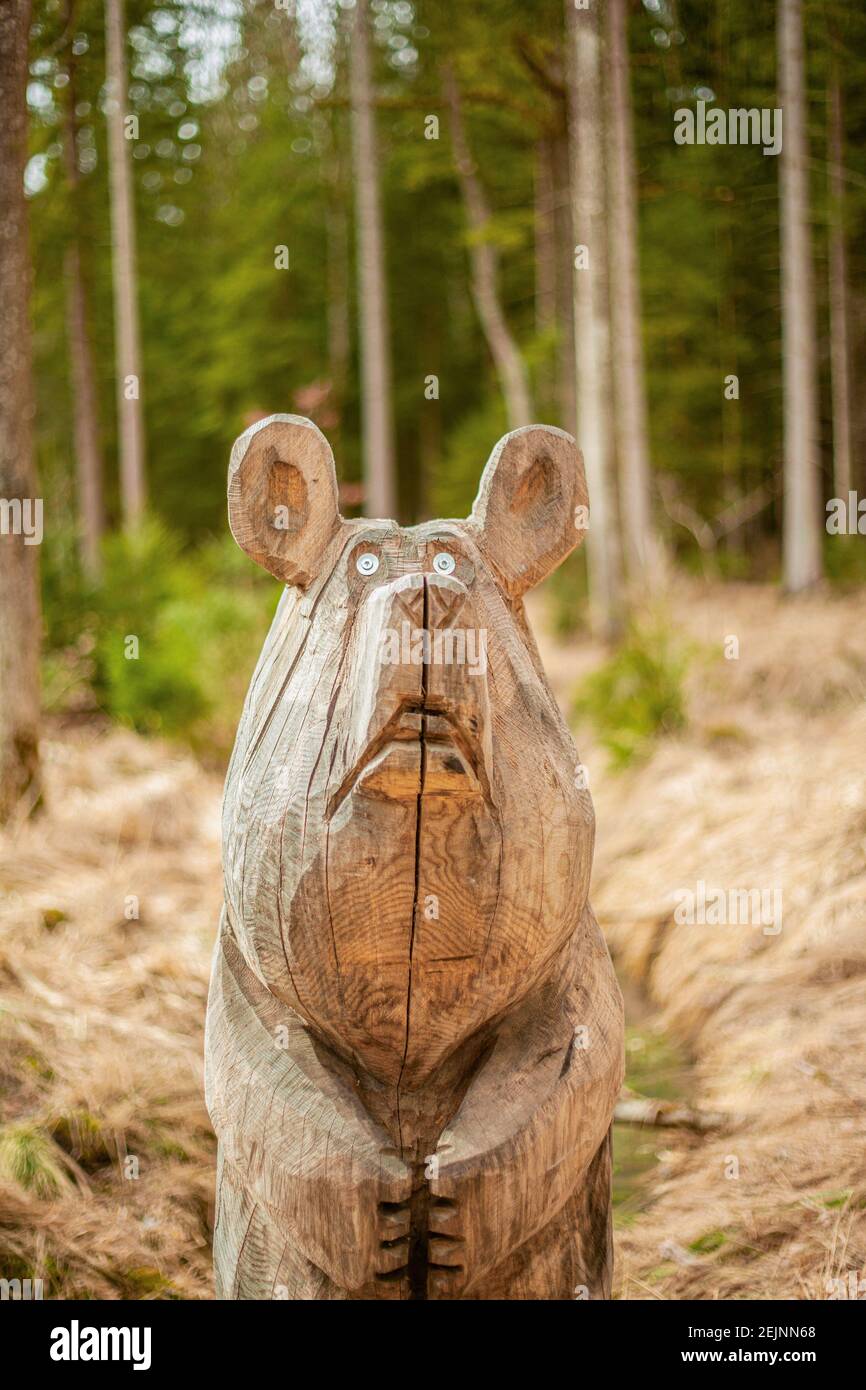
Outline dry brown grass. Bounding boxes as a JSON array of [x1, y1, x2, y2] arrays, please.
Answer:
[[1, 579, 864, 1300], [0, 729, 222, 1298], [542, 579, 866, 1301]]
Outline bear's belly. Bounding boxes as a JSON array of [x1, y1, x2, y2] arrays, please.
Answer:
[[314, 740, 502, 1086]]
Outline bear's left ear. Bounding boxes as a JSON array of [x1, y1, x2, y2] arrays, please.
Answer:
[[227, 414, 343, 588], [467, 425, 589, 598]]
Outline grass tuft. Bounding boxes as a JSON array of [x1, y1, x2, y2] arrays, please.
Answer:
[[573, 617, 689, 767]]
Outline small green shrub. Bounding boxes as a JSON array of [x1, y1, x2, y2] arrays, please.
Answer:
[[573, 618, 688, 767], [824, 535, 866, 586], [689, 1229, 728, 1255], [545, 549, 590, 638], [0, 1123, 68, 1198], [41, 519, 281, 760]]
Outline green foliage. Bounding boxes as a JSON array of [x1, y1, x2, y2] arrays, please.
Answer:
[[98, 524, 279, 753], [818, 1190, 853, 1210], [545, 551, 590, 639], [51, 1109, 115, 1169], [97, 523, 208, 736], [26, 0, 866, 550], [689, 1229, 728, 1255], [113, 1267, 181, 1299], [24, 0, 866, 751], [0, 1123, 68, 1198], [573, 619, 689, 768], [25, 0, 866, 544], [42, 521, 280, 759], [614, 1021, 691, 1217], [824, 536, 866, 586]]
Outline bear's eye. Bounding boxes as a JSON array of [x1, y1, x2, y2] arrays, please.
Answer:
[[356, 552, 379, 576], [432, 552, 456, 576]]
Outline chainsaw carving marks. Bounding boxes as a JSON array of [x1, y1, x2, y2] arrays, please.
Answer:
[[205, 414, 624, 1300]]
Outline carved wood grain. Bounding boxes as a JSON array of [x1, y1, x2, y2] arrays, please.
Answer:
[[206, 416, 624, 1300]]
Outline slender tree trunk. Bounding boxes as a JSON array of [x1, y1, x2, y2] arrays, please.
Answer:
[[323, 107, 351, 465], [778, 0, 822, 590], [827, 63, 852, 501], [534, 138, 557, 338], [553, 130, 577, 437], [326, 182, 351, 427], [63, 33, 105, 575], [716, 213, 744, 555], [566, 0, 622, 636], [350, 0, 396, 519], [0, 0, 42, 821], [606, 0, 659, 583], [418, 314, 441, 522], [444, 65, 532, 431], [534, 137, 557, 412], [105, 0, 146, 526], [65, 246, 105, 571]]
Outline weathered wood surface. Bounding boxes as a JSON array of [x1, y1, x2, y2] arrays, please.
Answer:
[[205, 415, 624, 1299]]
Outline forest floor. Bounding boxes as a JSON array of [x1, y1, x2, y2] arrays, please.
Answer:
[[537, 577, 866, 1300], [0, 578, 864, 1300]]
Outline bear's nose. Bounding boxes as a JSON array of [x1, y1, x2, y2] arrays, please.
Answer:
[[426, 573, 467, 628], [388, 571, 467, 630]]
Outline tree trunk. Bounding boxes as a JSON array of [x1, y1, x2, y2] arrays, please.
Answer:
[[350, 0, 396, 519], [534, 137, 558, 416], [0, 0, 42, 822], [778, 0, 822, 591], [827, 62, 852, 501], [444, 65, 532, 432], [63, 28, 105, 576], [105, 0, 146, 526], [566, 0, 622, 636], [319, 102, 351, 467], [606, 0, 659, 583], [553, 130, 577, 437], [326, 168, 351, 442], [534, 138, 557, 339]]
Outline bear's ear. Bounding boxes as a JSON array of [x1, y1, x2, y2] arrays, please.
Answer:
[[227, 414, 342, 588], [467, 425, 589, 598]]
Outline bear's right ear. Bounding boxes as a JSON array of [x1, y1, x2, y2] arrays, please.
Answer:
[[227, 414, 342, 588], [467, 424, 588, 598]]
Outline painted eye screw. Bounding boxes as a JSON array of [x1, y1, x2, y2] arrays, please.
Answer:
[[356, 552, 379, 576], [432, 551, 456, 576]]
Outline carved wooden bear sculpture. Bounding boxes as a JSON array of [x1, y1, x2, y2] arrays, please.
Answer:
[[205, 414, 624, 1300]]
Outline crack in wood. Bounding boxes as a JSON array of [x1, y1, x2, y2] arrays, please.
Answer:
[[209, 417, 622, 1300], [403, 575, 430, 1300]]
